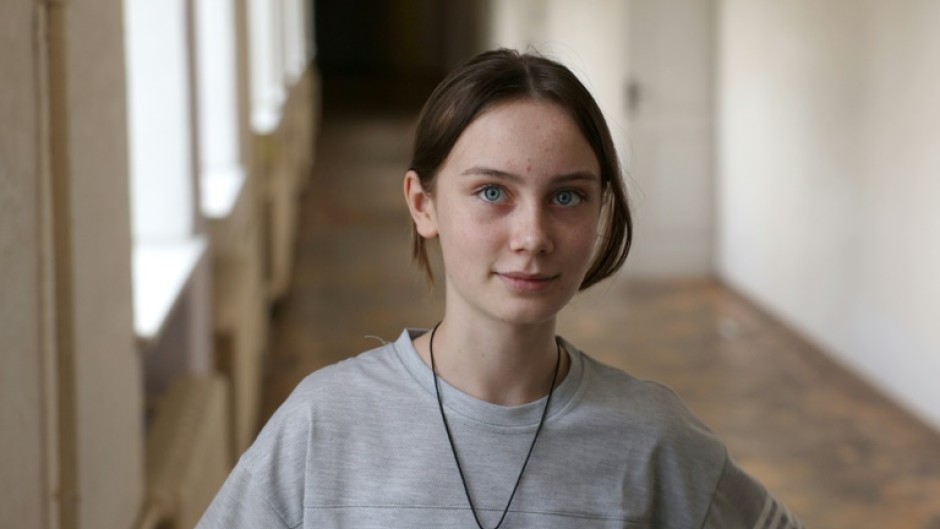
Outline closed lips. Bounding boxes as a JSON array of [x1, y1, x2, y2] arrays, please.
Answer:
[[500, 272, 557, 281]]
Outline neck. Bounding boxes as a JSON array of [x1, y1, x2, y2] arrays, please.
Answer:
[[417, 315, 568, 406]]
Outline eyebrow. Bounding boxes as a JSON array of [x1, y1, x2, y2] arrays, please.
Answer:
[[460, 166, 600, 184]]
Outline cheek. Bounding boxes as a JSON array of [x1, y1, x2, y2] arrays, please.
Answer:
[[563, 218, 601, 266], [435, 206, 497, 267], [436, 195, 502, 247], [443, 219, 502, 258]]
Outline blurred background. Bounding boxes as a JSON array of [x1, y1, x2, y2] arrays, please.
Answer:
[[2, 0, 940, 528]]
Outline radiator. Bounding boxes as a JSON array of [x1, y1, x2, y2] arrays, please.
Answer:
[[137, 374, 231, 529]]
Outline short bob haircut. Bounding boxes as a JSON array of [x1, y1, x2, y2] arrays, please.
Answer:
[[408, 48, 632, 291]]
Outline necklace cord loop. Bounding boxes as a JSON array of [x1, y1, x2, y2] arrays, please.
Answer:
[[428, 321, 562, 529]]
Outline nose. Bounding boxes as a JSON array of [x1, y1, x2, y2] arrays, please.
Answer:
[[509, 202, 554, 255]]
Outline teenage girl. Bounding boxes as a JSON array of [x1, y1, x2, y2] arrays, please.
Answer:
[[197, 48, 804, 529]]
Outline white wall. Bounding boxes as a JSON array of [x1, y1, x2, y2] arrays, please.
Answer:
[[718, 0, 940, 430], [626, 0, 715, 277], [486, 0, 630, 167]]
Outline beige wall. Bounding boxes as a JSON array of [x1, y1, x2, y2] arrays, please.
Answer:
[[1, 0, 145, 527], [66, 0, 145, 527], [718, 0, 940, 430], [1, 2, 50, 527]]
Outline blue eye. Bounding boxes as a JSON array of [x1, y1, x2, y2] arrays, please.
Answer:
[[479, 185, 506, 203], [553, 190, 582, 207]]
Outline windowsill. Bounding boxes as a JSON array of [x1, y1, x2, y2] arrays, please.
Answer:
[[133, 237, 208, 347], [251, 101, 283, 135], [200, 166, 247, 219]]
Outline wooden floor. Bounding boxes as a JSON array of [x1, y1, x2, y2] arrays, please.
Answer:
[[262, 84, 940, 529]]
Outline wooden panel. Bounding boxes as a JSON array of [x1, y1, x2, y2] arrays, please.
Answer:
[[141, 375, 230, 529]]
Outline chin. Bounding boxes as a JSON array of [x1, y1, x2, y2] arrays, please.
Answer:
[[490, 299, 567, 327]]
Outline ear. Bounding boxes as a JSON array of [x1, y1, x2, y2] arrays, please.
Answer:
[[403, 170, 439, 238]]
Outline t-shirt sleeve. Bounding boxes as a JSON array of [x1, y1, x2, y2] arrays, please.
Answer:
[[700, 457, 806, 529], [195, 377, 316, 529], [195, 465, 292, 529]]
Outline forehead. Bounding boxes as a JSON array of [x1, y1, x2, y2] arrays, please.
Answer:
[[443, 99, 600, 176]]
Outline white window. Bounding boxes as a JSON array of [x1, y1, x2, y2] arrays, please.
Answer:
[[124, 0, 207, 344], [124, 0, 195, 241], [195, 0, 246, 220], [248, 0, 286, 134], [283, 0, 309, 84]]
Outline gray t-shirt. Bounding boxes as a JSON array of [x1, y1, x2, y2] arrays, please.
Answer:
[[197, 329, 804, 529]]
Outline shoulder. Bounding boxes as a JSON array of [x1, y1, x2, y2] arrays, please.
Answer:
[[256, 339, 407, 441], [212, 339, 407, 526], [580, 354, 724, 454], [241, 340, 405, 466], [288, 340, 404, 405], [574, 353, 804, 528], [574, 354, 730, 520]]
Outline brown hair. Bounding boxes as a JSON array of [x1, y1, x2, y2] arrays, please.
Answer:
[[409, 48, 632, 290]]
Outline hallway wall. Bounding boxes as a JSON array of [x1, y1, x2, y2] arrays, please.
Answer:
[[486, 0, 629, 172], [1, 1, 144, 527], [718, 0, 940, 430], [625, 0, 715, 277], [1, 2, 49, 526]]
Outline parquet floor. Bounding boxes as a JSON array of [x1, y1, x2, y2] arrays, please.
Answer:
[[261, 81, 940, 528]]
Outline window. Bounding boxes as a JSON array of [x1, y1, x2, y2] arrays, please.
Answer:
[[248, 0, 286, 134], [124, 0, 207, 344], [195, 0, 246, 220]]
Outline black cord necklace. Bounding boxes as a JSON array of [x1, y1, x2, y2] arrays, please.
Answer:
[[428, 322, 561, 529]]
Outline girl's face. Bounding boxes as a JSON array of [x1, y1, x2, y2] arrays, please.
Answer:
[[406, 99, 603, 326]]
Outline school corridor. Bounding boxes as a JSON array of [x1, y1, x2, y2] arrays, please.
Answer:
[[3, 1, 940, 528]]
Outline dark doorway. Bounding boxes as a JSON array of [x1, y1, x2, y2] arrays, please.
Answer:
[[313, 0, 484, 115]]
